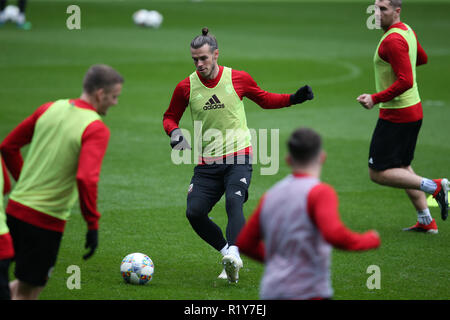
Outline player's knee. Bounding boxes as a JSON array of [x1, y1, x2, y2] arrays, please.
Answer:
[[225, 190, 245, 212], [369, 168, 386, 185], [186, 198, 209, 221]]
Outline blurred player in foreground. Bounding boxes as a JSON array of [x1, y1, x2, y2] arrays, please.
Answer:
[[0, 64, 123, 299], [236, 128, 380, 299], [0, 157, 13, 300], [357, 0, 448, 233], [163, 27, 314, 283], [0, 0, 31, 29]]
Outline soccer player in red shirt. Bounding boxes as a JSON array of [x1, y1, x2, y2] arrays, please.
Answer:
[[236, 128, 380, 299], [0, 156, 13, 300], [357, 0, 448, 233], [163, 28, 314, 283], [0, 64, 123, 299]]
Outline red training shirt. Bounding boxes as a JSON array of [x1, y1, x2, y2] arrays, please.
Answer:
[[163, 65, 292, 136], [0, 99, 110, 232], [371, 22, 428, 123], [236, 175, 381, 262], [0, 158, 14, 260]]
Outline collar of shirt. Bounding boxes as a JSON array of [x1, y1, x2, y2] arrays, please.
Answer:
[[386, 21, 407, 33], [70, 98, 97, 112], [292, 172, 314, 178], [196, 65, 225, 88]]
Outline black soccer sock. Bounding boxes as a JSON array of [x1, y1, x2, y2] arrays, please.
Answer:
[[186, 215, 228, 252], [224, 188, 246, 246], [0, 0, 7, 12], [18, 0, 26, 13], [186, 197, 228, 252], [223, 160, 252, 246]]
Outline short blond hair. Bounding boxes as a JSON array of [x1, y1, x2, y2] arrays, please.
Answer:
[[83, 64, 124, 94]]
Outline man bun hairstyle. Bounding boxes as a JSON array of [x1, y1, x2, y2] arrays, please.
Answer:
[[83, 64, 124, 94], [190, 27, 218, 52], [389, 0, 402, 8], [288, 127, 322, 165]]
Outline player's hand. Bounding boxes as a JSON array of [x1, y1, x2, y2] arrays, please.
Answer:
[[83, 229, 98, 260], [364, 230, 381, 249], [170, 128, 191, 150], [290, 85, 314, 104], [357, 94, 374, 109]]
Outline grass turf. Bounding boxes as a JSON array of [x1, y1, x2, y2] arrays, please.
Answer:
[[1, 0, 449, 300]]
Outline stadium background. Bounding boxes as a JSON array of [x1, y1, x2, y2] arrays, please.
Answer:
[[0, 0, 449, 299]]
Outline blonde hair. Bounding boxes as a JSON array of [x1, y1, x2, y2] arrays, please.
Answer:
[[83, 64, 124, 94]]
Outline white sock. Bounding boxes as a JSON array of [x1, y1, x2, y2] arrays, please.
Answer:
[[227, 245, 240, 258], [220, 244, 229, 256], [420, 178, 437, 194], [417, 208, 433, 225]]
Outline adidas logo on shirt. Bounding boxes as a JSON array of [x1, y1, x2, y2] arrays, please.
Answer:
[[203, 94, 225, 110]]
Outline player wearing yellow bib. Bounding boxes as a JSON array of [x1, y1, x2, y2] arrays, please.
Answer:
[[0, 65, 123, 299], [357, 0, 448, 233], [163, 28, 314, 283], [0, 156, 13, 300]]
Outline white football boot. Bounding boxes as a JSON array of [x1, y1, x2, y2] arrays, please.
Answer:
[[217, 267, 227, 280], [222, 254, 243, 283]]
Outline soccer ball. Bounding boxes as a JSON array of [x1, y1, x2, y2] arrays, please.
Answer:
[[145, 10, 163, 28], [120, 253, 154, 285], [132, 9, 148, 26], [132, 9, 163, 29]]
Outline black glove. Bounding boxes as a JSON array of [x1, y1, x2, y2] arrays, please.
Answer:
[[170, 128, 191, 150], [290, 85, 314, 104], [83, 229, 98, 260]]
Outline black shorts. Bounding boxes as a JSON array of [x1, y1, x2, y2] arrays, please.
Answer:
[[369, 118, 422, 171], [7, 215, 62, 286], [187, 156, 253, 211]]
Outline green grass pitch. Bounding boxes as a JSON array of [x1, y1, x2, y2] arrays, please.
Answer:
[[1, 0, 449, 300]]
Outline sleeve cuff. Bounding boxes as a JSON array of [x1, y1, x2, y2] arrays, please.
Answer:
[[87, 220, 99, 231], [371, 93, 380, 105]]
